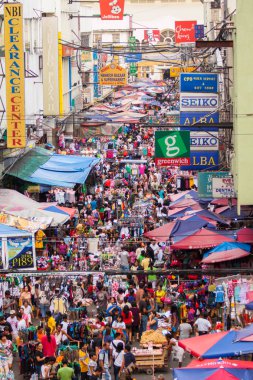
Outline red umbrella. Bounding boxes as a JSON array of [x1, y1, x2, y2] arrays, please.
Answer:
[[171, 229, 234, 250]]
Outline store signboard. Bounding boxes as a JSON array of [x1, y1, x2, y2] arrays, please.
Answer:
[[180, 73, 218, 93], [7, 237, 35, 269], [170, 67, 196, 78], [190, 132, 218, 151], [175, 21, 197, 44], [144, 30, 160, 44], [212, 177, 235, 198], [180, 151, 219, 171], [155, 131, 190, 166], [125, 53, 142, 63], [42, 16, 59, 116], [180, 93, 219, 112], [99, 63, 127, 86], [99, 0, 125, 20], [180, 111, 219, 131], [198, 171, 230, 198], [4, 3, 26, 148], [195, 24, 205, 39]]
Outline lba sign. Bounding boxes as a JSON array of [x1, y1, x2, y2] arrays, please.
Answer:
[[180, 93, 219, 112], [155, 131, 190, 166]]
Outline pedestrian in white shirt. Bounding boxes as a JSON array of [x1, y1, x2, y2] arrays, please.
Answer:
[[17, 313, 26, 331], [194, 313, 211, 335], [7, 311, 18, 340]]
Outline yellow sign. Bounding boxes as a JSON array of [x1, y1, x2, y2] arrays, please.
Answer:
[[81, 51, 92, 62], [99, 63, 127, 86], [4, 3, 26, 148], [170, 66, 195, 78]]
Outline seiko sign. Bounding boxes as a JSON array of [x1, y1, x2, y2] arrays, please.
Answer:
[[180, 93, 219, 112], [190, 132, 219, 151]]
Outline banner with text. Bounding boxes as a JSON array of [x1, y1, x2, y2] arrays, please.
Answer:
[[212, 177, 235, 198], [7, 237, 35, 270], [4, 3, 26, 148], [180, 151, 219, 171], [190, 132, 218, 151], [170, 67, 196, 78], [144, 30, 160, 44], [180, 73, 218, 93], [198, 171, 230, 198], [180, 93, 219, 112], [99, 63, 127, 86]]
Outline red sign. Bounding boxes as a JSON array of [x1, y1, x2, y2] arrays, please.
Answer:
[[175, 21, 197, 44], [144, 30, 160, 44], [155, 158, 190, 166], [62, 45, 74, 57], [99, 0, 125, 20]]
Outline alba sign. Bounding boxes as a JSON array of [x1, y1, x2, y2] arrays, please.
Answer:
[[180, 93, 219, 112], [175, 21, 197, 44], [99, 63, 127, 86], [155, 131, 190, 166], [99, 0, 125, 20]]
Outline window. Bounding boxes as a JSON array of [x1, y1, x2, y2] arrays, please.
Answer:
[[112, 33, 120, 43], [93, 33, 102, 44]]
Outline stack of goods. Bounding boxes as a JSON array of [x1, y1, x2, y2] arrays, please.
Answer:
[[140, 330, 167, 345]]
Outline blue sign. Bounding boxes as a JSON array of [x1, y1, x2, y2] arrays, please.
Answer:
[[93, 50, 98, 60], [195, 24, 205, 39], [180, 73, 218, 93], [180, 151, 219, 171], [93, 64, 99, 98], [180, 112, 219, 131], [125, 53, 142, 63]]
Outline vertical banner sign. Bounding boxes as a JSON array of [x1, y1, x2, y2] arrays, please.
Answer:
[[42, 17, 59, 116], [4, 3, 26, 148], [99, 0, 125, 20], [0, 239, 3, 269], [7, 237, 34, 269], [155, 131, 190, 166], [175, 21, 197, 44]]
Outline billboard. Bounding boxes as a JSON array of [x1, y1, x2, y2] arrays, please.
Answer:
[[212, 177, 235, 198], [198, 171, 230, 198], [190, 132, 219, 151], [180, 93, 219, 112], [180, 111, 219, 126], [42, 16, 59, 116], [155, 131, 190, 166], [4, 3, 26, 148], [175, 21, 197, 44], [144, 30, 160, 44], [180, 151, 219, 171], [99, 63, 127, 86], [99, 0, 125, 20], [180, 73, 218, 93], [7, 237, 35, 269]]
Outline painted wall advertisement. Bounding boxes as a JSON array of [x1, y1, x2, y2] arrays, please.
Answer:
[[4, 3, 26, 148], [212, 177, 235, 198], [198, 171, 230, 198], [180, 73, 218, 93], [175, 21, 197, 44], [155, 131, 190, 166], [7, 237, 35, 269], [99, 0, 125, 20], [99, 63, 127, 86], [180, 93, 219, 112]]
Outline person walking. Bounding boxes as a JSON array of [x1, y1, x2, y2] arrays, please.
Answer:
[[41, 327, 57, 357], [113, 342, 125, 380], [98, 342, 111, 380], [194, 312, 211, 336], [179, 318, 192, 340], [57, 359, 74, 380]]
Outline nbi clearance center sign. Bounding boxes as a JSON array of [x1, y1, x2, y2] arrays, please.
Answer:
[[99, 63, 127, 86], [4, 3, 26, 148], [155, 131, 190, 166]]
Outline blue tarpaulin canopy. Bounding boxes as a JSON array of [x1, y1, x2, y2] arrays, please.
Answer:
[[0, 223, 31, 237], [203, 242, 251, 259]]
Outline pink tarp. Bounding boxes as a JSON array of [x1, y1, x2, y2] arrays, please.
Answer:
[[202, 248, 250, 264], [171, 229, 234, 250], [143, 221, 176, 242], [237, 228, 253, 243]]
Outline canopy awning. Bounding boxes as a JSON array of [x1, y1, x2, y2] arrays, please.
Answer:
[[237, 228, 253, 243], [7, 148, 100, 188], [202, 242, 251, 264], [0, 223, 31, 238], [171, 229, 234, 250]]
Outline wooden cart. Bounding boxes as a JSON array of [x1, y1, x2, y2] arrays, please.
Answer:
[[133, 348, 168, 375]]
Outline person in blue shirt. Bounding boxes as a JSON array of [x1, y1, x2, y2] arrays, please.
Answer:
[[147, 311, 158, 331], [90, 198, 97, 210]]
